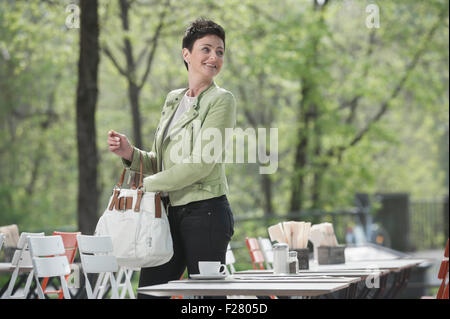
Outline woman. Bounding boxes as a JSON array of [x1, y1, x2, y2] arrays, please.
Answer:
[[107, 18, 236, 299]]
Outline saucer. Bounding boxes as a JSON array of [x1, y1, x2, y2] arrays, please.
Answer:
[[190, 274, 228, 280]]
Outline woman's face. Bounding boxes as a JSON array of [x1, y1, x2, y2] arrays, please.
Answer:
[[183, 34, 225, 80]]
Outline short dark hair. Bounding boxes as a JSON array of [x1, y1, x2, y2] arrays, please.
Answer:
[[182, 18, 226, 70]]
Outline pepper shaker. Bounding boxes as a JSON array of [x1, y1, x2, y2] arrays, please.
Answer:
[[288, 251, 299, 274]]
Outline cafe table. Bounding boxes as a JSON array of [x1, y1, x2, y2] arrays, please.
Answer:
[[0, 262, 33, 274], [306, 258, 427, 298], [235, 258, 426, 298], [137, 275, 361, 298]]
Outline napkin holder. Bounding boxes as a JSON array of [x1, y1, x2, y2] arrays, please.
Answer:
[[317, 245, 346, 265], [291, 248, 309, 270]]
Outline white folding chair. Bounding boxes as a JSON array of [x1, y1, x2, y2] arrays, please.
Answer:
[[95, 266, 137, 299], [1, 232, 44, 299], [77, 235, 119, 299], [0, 233, 4, 251], [258, 237, 273, 270], [116, 266, 137, 299], [27, 236, 72, 299], [225, 243, 257, 299], [225, 244, 237, 275]]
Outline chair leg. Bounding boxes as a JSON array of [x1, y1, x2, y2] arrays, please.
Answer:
[[22, 270, 35, 299], [109, 272, 119, 299], [60, 276, 71, 299], [123, 269, 135, 299], [94, 272, 109, 299], [34, 274, 45, 300], [84, 273, 94, 299], [2, 266, 20, 299]]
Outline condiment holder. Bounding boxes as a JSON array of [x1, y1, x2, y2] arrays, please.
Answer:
[[317, 245, 346, 265]]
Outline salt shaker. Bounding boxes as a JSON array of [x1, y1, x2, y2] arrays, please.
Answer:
[[288, 251, 298, 274], [273, 243, 289, 274]]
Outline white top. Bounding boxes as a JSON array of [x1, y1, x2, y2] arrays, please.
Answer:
[[160, 92, 196, 197], [162, 92, 196, 145]]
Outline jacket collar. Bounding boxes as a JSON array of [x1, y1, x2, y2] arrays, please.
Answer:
[[169, 80, 217, 110]]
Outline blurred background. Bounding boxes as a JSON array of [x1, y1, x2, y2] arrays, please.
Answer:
[[0, 0, 448, 298]]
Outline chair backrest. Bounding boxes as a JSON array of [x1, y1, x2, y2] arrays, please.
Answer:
[[11, 232, 45, 266], [258, 237, 274, 269], [53, 231, 81, 264], [28, 236, 69, 275], [27, 235, 71, 299], [77, 235, 114, 255], [245, 237, 266, 270], [77, 235, 119, 299], [17, 232, 45, 249], [39, 231, 81, 299], [77, 235, 118, 273]]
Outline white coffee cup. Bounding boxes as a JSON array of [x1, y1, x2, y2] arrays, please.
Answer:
[[198, 261, 227, 276]]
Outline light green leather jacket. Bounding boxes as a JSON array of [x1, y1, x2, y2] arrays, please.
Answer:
[[123, 81, 236, 206]]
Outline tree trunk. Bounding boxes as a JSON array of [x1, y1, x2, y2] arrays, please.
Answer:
[[261, 174, 273, 216], [119, 0, 143, 149], [289, 1, 327, 214], [129, 81, 143, 149], [76, 0, 100, 235], [289, 83, 311, 214], [311, 120, 322, 209]]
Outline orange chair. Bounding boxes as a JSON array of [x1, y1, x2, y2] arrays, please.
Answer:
[[422, 239, 449, 299], [245, 237, 266, 270], [436, 239, 449, 299], [40, 231, 81, 299]]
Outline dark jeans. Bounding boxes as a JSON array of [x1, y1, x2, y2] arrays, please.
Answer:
[[137, 195, 234, 299]]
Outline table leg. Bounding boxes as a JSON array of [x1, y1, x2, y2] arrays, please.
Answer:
[[343, 282, 358, 299], [385, 268, 411, 299]]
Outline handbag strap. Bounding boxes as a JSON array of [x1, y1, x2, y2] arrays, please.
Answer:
[[117, 168, 127, 187], [109, 168, 126, 210], [134, 153, 162, 218]]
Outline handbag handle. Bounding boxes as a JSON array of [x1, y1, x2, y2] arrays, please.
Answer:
[[134, 153, 162, 218], [109, 153, 162, 218], [108, 160, 134, 210]]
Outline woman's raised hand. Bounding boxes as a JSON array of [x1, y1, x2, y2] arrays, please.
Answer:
[[108, 130, 134, 161]]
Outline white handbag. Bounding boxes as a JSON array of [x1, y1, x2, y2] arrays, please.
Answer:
[[95, 154, 173, 268]]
